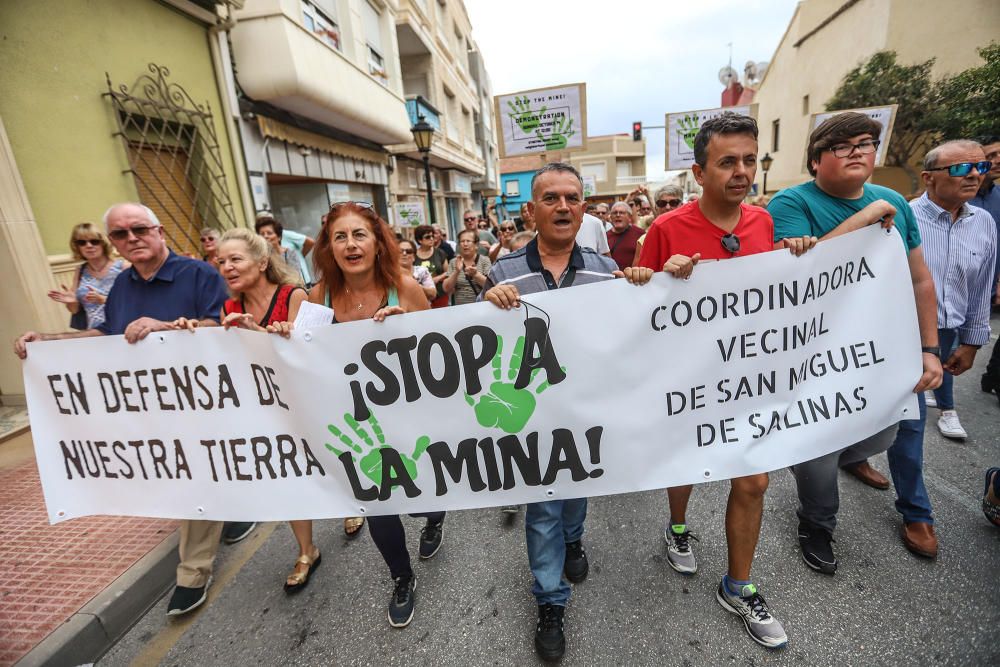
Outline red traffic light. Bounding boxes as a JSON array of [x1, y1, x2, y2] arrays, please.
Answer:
[[632, 122, 642, 141]]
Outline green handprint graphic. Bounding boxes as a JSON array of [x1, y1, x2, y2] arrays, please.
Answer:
[[326, 411, 430, 488], [506, 96, 547, 134], [464, 335, 561, 434], [677, 114, 700, 151], [398, 208, 419, 226], [535, 116, 575, 151]]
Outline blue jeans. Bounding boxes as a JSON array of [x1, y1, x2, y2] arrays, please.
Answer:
[[932, 328, 959, 410], [887, 391, 933, 524], [525, 498, 587, 606]]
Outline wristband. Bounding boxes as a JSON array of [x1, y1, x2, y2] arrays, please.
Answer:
[[921, 346, 940, 356]]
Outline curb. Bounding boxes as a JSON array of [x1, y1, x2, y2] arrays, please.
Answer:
[[16, 530, 179, 667]]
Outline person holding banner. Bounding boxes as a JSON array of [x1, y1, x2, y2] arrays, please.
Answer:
[[15, 202, 233, 617], [307, 201, 445, 628], [767, 112, 943, 568], [638, 113, 811, 649], [481, 162, 653, 662]]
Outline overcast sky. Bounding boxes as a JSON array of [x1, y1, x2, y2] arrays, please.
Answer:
[[465, 0, 801, 180]]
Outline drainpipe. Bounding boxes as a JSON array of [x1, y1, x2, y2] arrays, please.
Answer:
[[208, 4, 256, 228]]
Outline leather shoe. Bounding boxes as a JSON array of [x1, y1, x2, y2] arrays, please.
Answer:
[[842, 460, 890, 490], [901, 521, 938, 559]]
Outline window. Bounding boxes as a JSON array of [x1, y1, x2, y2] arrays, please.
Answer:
[[504, 180, 520, 197], [580, 162, 607, 182], [362, 2, 388, 86], [616, 161, 631, 178], [443, 87, 459, 141], [771, 119, 780, 153], [802, 94, 810, 115], [301, 0, 340, 51], [408, 167, 419, 189]]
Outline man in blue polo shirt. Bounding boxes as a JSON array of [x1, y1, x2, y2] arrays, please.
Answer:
[[14, 202, 238, 617], [481, 163, 652, 662], [768, 112, 943, 569]]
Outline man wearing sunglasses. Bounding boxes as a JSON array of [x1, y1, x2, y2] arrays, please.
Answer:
[[653, 184, 685, 218], [767, 112, 943, 568], [639, 113, 814, 649], [912, 140, 996, 445], [463, 209, 496, 256], [14, 202, 231, 617]]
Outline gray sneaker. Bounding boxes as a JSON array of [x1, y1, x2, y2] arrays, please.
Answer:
[[664, 526, 698, 574], [716, 581, 787, 648]]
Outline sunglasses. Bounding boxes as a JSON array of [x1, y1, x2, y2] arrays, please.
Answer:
[[721, 233, 741, 254], [74, 238, 102, 247], [107, 224, 159, 241], [400, 248, 415, 255], [500, 226, 516, 232], [464, 217, 477, 222], [329, 201, 375, 213], [926, 161, 992, 177], [200, 236, 217, 242], [420, 234, 435, 240], [656, 199, 682, 208]]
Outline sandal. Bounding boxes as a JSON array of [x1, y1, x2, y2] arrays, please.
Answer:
[[344, 516, 366, 539], [284, 548, 321, 594]]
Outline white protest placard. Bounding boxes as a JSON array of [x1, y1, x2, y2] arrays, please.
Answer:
[[805, 104, 898, 169], [495, 83, 587, 158], [395, 202, 425, 228], [582, 175, 597, 198], [666, 104, 758, 170], [24, 226, 918, 524]]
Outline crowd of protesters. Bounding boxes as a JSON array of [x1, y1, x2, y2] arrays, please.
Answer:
[[14, 112, 1000, 662]]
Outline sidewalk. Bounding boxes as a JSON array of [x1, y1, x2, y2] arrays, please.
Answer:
[[0, 425, 178, 666]]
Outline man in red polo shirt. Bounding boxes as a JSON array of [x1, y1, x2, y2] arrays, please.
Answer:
[[638, 113, 816, 649], [606, 201, 645, 270]]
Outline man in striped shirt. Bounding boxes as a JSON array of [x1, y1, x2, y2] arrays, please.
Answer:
[[913, 140, 997, 441], [481, 162, 651, 662]]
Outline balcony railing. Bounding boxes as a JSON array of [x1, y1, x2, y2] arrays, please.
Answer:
[[405, 96, 440, 130], [617, 175, 649, 187]]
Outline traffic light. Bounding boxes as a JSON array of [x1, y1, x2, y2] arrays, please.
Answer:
[[632, 121, 642, 141]]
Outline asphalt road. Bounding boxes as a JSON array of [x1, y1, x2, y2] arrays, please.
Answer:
[[101, 331, 1000, 667]]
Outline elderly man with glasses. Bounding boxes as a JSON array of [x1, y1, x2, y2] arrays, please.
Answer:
[[463, 209, 496, 256], [652, 184, 685, 220], [768, 112, 943, 567], [14, 202, 234, 618]]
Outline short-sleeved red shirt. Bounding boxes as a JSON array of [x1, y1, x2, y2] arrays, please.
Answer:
[[637, 202, 775, 270], [223, 284, 302, 326]]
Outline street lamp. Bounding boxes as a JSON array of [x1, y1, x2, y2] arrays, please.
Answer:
[[760, 152, 774, 194], [411, 114, 438, 226]]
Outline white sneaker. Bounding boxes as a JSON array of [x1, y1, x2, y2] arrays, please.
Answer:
[[937, 410, 967, 439], [924, 391, 937, 408]]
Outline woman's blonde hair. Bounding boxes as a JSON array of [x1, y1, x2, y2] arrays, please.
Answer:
[[69, 222, 112, 261], [218, 227, 302, 293]]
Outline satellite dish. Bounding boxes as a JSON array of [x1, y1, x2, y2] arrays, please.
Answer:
[[718, 65, 739, 87], [744, 60, 759, 82]]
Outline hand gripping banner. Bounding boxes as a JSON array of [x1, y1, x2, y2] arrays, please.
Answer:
[[24, 226, 919, 523]]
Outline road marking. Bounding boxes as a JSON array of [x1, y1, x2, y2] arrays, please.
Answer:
[[127, 522, 277, 667], [923, 470, 981, 516]]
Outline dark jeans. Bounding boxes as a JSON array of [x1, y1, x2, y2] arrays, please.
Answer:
[[887, 391, 933, 524], [932, 328, 959, 410], [368, 512, 445, 579]]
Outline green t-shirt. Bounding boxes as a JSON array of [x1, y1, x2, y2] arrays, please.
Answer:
[[768, 181, 921, 252]]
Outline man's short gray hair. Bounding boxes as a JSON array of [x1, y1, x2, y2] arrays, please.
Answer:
[[653, 184, 683, 201], [610, 201, 632, 214], [102, 202, 162, 229], [530, 162, 584, 198], [923, 139, 983, 171]]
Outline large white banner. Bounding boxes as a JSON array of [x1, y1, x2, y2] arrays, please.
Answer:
[[666, 104, 758, 170], [494, 83, 587, 158], [24, 227, 919, 524]]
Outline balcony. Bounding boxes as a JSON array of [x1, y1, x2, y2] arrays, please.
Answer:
[[231, 2, 412, 145], [616, 175, 649, 187]]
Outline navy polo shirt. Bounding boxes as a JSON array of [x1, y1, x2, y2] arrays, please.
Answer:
[[97, 252, 228, 335]]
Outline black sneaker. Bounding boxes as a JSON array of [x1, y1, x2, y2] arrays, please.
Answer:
[[419, 519, 444, 559], [534, 603, 566, 661], [797, 520, 837, 575], [222, 521, 257, 544], [166, 577, 211, 617], [388, 574, 416, 628], [564, 539, 589, 583]]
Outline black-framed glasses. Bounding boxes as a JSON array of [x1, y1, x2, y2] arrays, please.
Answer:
[[721, 233, 740, 254], [463, 216, 477, 222], [420, 234, 435, 240], [826, 139, 880, 158], [200, 236, 216, 243], [108, 224, 159, 241], [926, 161, 992, 177], [500, 225, 516, 232], [399, 248, 415, 255], [74, 238, 102, 247], [656, 198, 682, 208]]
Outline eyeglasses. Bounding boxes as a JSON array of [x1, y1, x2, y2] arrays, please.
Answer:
[[656, 199, 682, 208], [200, 236, 217, 242], [107, 224, 159, 241], [400, 248, 415, 255], [721, 233, 741, 254], [420, 234, 435, 240], [826, 139, 880, 158], [500, 226, 516, 232], [926, 161, 992, 177], [329, 201, 375, 214], [74, 238, 102, 247], [463, 217, 477, 222]]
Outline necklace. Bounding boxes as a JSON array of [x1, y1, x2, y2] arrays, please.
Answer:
[[345, 286, 376, 313]]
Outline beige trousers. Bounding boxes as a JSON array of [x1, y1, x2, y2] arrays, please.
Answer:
[[176, 519, 224, 587]]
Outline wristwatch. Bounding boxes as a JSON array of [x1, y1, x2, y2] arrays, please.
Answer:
[[921, 346, 940, 355]]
